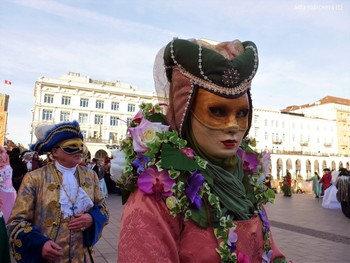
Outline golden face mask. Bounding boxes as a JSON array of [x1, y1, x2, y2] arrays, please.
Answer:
[[57, 138, 87, 155], [191, 88, 250, 132]]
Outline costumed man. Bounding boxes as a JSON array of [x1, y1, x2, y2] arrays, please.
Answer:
[[7, 121, 109, 263], [336, 168, 350, 218], [306, 172, 321, 198], [115, 38, 288, 262]]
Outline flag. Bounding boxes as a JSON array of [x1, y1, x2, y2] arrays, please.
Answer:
[[4, 80, 12, 85]]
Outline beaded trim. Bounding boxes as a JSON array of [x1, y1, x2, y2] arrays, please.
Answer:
[[179, 67, 251, 97], [179, 84, 195, 135]]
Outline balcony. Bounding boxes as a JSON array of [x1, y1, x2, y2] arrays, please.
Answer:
[[324, 142, 332, 147], [300, 141, 309, 147], [272, 139, 283, 145]]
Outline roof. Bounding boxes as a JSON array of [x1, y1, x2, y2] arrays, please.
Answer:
[[281, 96, 350, 113]]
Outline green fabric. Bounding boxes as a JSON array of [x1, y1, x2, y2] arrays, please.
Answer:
[[186, 127, 254, 221], [164, 39, 258, 91], [0, 215, 11, 263]]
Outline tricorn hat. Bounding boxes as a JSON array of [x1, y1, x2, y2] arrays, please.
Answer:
[[30, 121, 83, 155]]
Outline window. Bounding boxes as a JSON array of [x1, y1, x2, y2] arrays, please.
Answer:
[[42, 109, 53, 120], [44, 94, 54, 103], [96, 100, 104, 109], [110, 116, 118, 126], [60, 111, 70, 122], [79, 113, 88, 124], [111, 102, 119, 111], [81, 130, 87, 139], [95, 115, 103, 125], [126, 117, 132, 126], [127, 104, 136, 112], [80, 98, 89, 107], [265, 132, 268, 140], [61, 96, 71, 105]]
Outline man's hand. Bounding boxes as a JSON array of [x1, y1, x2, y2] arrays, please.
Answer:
[[68, 213, 93, 232], [42, 240, 64, 261]]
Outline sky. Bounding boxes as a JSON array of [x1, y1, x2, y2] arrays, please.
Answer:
[[0, 0, 349, 147]]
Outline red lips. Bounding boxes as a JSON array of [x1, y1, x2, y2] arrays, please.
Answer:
[[221, 140, 237, 148]]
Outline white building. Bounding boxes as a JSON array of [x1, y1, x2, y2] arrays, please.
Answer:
[[31, 73, 350, 183], [31, 72, 164, 160], [249, 97, 350, 181]]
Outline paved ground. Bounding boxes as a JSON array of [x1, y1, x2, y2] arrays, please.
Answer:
[[10, 193, 349, 262], [94, 193, 349, 263]]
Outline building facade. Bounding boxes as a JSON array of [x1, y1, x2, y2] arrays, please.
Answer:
[[0, 94, 9, 146], [32, 72, 165, 160], [31, 73, 349, 182]]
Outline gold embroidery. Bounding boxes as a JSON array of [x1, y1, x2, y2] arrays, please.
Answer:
[[14, 253, 21, 260], [45, 218, 54, 227], [48, 184, 59, 191], [14, 239, 22, 247], [48, 200, 58, 209], [23, 226, 32, 233]]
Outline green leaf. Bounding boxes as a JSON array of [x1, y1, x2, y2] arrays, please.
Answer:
[[160, 143, 201, 171], [147, 113, 167, 124], [190, 206, 208, 228]]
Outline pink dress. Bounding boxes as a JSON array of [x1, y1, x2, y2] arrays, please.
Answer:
[[0, 164, 17, 223], [118, 189, 285, 263]]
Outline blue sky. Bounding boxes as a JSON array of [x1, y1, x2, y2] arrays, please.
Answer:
[[1, 0, 349, 147]]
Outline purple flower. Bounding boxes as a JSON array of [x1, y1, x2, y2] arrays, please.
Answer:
[[129, 118, 169, 152], [262, 249, 273, 263], [258, 210, 270, 232], [237, 148, 259, 172], [131, 153, 151, 173], [227, 228, 238, 253], [137, 166, 174, 200], [184, 171, 205, 209]]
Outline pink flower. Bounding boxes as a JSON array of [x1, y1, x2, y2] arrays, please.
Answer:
[[129, 118, 169, 152], [137, 166, 175, 200], [180, 148, 195, 159], [237, 252, 250, 263], [133, 110, 143, 124]]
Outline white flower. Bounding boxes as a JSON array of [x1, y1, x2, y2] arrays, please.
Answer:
[[110, 149, 127, 182]]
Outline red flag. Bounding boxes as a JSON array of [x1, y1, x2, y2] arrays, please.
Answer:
[[4, 80, 12, 85]]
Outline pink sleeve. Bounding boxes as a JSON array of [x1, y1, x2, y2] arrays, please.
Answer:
[[118, 190, 181, 263]]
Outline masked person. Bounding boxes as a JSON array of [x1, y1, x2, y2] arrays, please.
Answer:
[[113, 38, 288, 262], [8, 121, 109, 263]]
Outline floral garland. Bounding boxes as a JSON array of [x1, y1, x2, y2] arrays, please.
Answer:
[[112, 103, 277, 263]]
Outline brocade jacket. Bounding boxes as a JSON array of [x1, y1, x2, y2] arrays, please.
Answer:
[[118, 189, 286, 263], [7, 163, 109, 263]]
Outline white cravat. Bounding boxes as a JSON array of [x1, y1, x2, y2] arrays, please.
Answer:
[[55, 162, 93, 218]]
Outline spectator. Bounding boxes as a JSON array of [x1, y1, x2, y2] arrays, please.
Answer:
[[9, 147, 27, 192], [0, 146, 16, 223]]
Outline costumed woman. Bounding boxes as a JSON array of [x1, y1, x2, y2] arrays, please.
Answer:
[[7, 121, 109, 263], [0, 146, 17, 223], [281, 172, 292, 197], [322, 170, 341, 209], [112, 38, 289, 262]]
